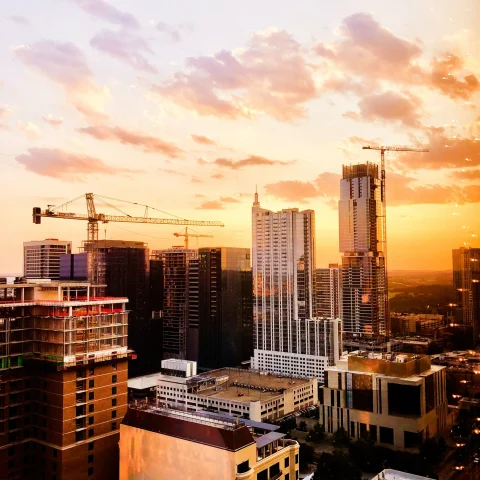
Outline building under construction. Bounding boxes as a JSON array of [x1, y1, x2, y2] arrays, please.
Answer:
[[0, 280, 131, 480]]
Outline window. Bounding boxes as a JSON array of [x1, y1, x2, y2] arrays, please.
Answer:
[[285, 457, 289, 468], [295, 453, 299, 465], [112, 387, 117, 395], [88, 467, 93, 476], [111, 422, 117, 431], [88, 380, 94, 388], [88, 442, 94, 451], [380, 426, 394, 445], [285, 475, 290, 480], [256, 469, 268, 480], [88, 417, 94, 425], [88, 429, 94, 438], [112, 410, 117, 419], [112, 363, 117, 371], [53, 449, 57, 458], [88, 404, 94, 413], [88, 392, 94, 401], [112, 398, 117, 407], [88, 368, 94, 376], [269, 463, 280, 477], [112, 375, 117, 383], [88, 455, 93, 463], [237, 460, 249, 474], [52, 462, 57, 471]]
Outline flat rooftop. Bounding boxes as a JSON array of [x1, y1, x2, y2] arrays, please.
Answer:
[[129, 373, 161, 390], [375, 469, 431, 480], [194, 368, 312, 404]]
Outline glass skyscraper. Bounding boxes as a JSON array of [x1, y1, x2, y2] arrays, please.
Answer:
[[339, 163, 388, 338]]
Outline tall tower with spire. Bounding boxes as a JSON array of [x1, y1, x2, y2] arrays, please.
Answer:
[[250, 190, 341, 381]]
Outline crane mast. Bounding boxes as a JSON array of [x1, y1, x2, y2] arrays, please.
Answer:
[[33, 193, 224, 285]]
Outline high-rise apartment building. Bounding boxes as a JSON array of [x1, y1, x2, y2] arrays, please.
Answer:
[[339, 163, 388, 338], [453, 247, 480, 345], [0, 280, 130, 480], [315, 264, 341, 318], [250, 193, 340, 381], [24, 239, 72, 279], [150, 248, 198, 360], [197, 247, 253, 369]]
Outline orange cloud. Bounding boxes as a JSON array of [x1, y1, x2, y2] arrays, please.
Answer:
[[153, 29, 316, 121], [77, 125, 184, 158], [450, 169, 480, 181], [16, 147, 140, 181], [344, 91, 423, 127], [197, 200, 224, 210], [264, 171, 480, 206], [17, 121, 41, 140], [191, 134, 216, 145], [14, 40, 107, 121], [205, 155, 292, 169], [265, 181, 318, 203], [398, 126, 480, 169]]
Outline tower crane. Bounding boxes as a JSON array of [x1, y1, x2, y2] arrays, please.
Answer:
[[362, 145, 428, 334], [33, 193, 224, 284], [173, 227, 213, 249]]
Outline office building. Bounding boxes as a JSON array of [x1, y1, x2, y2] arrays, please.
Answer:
[[198, 247, 253, 369], [0, 280, 130, 480], [339, 163, 388, 338], [250, 193, 340, 381], [315, 264, 341, 318], [453, 247, 480, 345], [23, 239, 72, 279], [157, 359, 318, 422], [120, 403, 300, 480], [78, 240, 150, 376], [319, 351, 448, 449], [151, 248, 198, 360]]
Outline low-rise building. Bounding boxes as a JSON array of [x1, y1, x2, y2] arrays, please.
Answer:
[[120, 403, 300, 480], [319, 351, 448, 449], [157, 359, 318, 422]]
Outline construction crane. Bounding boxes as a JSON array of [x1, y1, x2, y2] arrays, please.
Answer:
[[173, 227, 213, 249], [33, 193, 224, 284], [362, 145, 428, 334]]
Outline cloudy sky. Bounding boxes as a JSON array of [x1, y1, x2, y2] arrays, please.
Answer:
[[1, 0, 479, 273]]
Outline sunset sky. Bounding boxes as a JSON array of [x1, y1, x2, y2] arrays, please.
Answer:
[[1, 0, 479, 273]]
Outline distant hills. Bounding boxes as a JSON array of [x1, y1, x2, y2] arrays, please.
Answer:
[[388, 270, 452, 290]]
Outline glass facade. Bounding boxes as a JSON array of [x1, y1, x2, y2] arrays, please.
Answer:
[[198, 247, 253, 369], [315, 265, 341, 318], [339, 163, 388, 337], [453, 247, 480, 344]]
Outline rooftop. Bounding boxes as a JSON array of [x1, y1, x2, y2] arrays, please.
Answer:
[[373, 469, 431, 480], [128, 373, 161, 390], [193, 368, 312, 403]]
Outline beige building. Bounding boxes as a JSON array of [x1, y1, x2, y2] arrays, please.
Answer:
[[157, 362, 318, 422], [320, 351, 448, 449], [120, 403, 300, 480]]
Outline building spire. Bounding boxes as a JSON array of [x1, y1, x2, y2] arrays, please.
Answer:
[[253, 185, 260, 207]]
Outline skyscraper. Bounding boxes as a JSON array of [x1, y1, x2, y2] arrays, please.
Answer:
[[251, 193, 340, 381], [315, 264, 341, 318], [453, 247, 480, 345], [150, 248, 198, 360], [197, 247, 253, 369], [23, 239, 72, 279], [339, 163, 388, 338], [0, 280, 130, 480]]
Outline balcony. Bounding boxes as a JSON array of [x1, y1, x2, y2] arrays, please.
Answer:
[[76, 394, 86, 405]]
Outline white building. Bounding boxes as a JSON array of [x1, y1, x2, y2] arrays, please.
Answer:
[[250, 192, 341, 381], [156, 360, 318, 422], [320, 351, 448, 449], [23, 238, 72, 279], [315, 264, 341, 319]]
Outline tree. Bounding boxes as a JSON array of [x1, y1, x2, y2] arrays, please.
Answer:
[[307, 423, 326, 443], [277, 417, 297, 434], [332, 427, 350, 447], [299, 442, 315, 470], [298, 420, 308, 432], [313, 452, 362, 480], [349, 436, 376, 472]]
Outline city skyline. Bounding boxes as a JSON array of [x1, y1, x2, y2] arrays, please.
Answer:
[[1, 1, 480, 274]]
